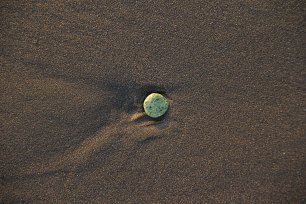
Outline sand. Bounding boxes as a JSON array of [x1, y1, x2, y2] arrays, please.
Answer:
[[1, 0, 305, 203]]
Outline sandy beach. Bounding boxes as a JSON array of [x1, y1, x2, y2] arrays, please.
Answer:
[[1, 0, 305, 203]]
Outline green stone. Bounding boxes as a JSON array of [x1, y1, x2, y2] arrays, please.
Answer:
[[143, 93, 169, 118]]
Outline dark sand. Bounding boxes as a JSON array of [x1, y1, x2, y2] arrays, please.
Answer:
[[1, 0, 305, 203]]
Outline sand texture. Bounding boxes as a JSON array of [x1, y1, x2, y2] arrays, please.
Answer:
[[1, 0, 305, 203]]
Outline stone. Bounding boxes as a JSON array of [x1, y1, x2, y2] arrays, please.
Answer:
[[143, 93, 169, 118]]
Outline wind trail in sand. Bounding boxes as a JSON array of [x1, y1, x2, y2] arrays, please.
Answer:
[[26, 113, 164, 175]]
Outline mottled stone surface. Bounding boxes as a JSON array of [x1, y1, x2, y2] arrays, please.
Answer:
[[143, 93, 169, 118]]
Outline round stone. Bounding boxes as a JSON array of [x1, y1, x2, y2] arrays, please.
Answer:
[[143, 93, 169, 118]]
